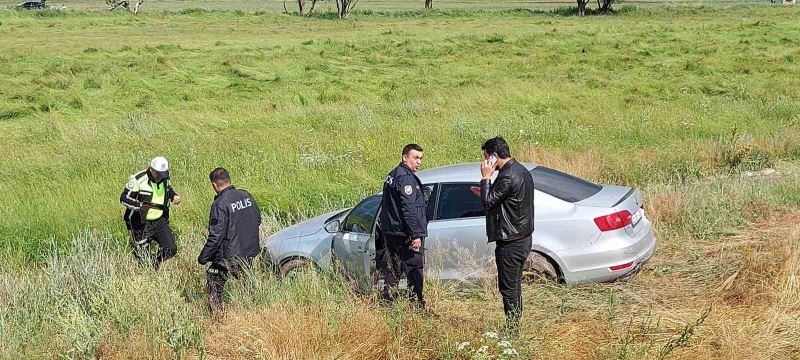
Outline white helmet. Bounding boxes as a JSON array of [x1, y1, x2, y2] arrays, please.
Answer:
[[150, 156, 170, 179]]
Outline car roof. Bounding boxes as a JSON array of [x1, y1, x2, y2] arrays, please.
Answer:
[[415, 162, 538, 184]]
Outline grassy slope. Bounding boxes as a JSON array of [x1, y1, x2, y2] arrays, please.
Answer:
[[0, 5, 799, 359], [1, 6, 798, 258]]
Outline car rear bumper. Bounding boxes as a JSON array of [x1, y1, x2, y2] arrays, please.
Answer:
[[560, 221, 657, 285]]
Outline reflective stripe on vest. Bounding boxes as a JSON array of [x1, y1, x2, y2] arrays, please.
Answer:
[[146, 181, 166, 221]]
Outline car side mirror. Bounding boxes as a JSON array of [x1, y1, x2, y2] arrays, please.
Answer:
[[324, 220, 341, 233]]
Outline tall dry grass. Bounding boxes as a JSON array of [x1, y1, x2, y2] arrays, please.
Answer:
[[2, 170, 798, 359]]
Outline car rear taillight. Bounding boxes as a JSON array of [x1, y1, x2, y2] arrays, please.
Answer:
[[594, 210, 632, 231], [610, 261, 634, 271]]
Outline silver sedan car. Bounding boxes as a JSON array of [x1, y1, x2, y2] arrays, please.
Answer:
[[261, 163, 656, 291]]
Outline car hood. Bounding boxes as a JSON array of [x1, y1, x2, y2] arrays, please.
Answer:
[[269, 208, 350, 240]]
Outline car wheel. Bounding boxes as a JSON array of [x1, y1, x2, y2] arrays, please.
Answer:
[[280, 258, 313, 278], [523, 252, 558, 282]]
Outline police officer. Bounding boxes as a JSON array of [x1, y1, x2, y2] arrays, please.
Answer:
[[120, 156, 181, 269], [378, 144, 428, 309], [198, 167, 262, 312]]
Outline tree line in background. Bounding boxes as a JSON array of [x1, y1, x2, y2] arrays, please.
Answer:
[[106, 0, 144, 14], [104, 0, 616, 18], [281, 0, 616, 18], [286, 0, 359, 18]]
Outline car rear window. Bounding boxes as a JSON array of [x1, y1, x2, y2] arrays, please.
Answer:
[[531, 166, 602, 203]]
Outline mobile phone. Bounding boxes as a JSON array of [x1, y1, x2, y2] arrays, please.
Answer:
[[489, 153, 498, 165], [409, 245, 426, 254]]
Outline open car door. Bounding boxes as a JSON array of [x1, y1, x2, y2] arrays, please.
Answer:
[[331, 195, 381, 292]]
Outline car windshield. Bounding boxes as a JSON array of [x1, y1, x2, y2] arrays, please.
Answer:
[[325, 209, 350, 223], [531, 166, 602, 203]]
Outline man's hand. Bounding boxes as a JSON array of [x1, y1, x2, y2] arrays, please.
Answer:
[[480, 159, 496, 180], [469, 186, 481, 198], [172, 195, 182, 205], [139, 202, 150, 215], [410, 238, 422, 251]]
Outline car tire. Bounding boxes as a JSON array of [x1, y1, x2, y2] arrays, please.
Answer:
[[280, 258, 313, 278], [523, 252, 559, 282]]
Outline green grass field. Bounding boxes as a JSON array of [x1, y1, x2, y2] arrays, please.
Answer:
[[0, 4, 799, 359]]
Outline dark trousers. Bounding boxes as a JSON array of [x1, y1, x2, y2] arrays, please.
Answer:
[[205, 260, 250, 312], [129, 217, 177, 270], [381, 235, 425, 307], [495, 234, 532, 329]]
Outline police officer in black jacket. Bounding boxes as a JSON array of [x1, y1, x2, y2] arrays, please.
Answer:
[[477, 137, 534, 333], [198, 167, 262, 312], [378, 144, 428, 309]]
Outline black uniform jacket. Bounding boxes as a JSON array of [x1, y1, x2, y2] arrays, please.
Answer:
[[378, 163, 428, 243], [198, 186, 262, 266]]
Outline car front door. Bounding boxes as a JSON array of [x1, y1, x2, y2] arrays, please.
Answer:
[[426, 183, 491, 281], [331, 195, 381, 292]]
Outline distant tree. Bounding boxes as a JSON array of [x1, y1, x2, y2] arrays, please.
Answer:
[[576, 0, 590, 16], [285, 0, 318, 16], [597, 0, 614, 14], [335, 0, 357, 19], [106, 0, 144, 14]]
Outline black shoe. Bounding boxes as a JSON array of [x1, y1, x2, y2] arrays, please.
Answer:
[[380, 289, 397, 305], [416, 306, 437, 318], [502, 320, 520, 338], [207, 296, 225, 314], [411, 299, 437, 317]]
